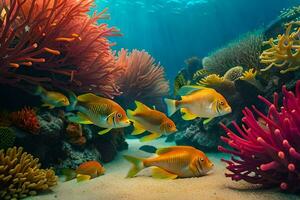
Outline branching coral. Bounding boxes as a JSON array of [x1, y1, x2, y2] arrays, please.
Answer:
[[203, 31, 264, 75], [0, 0, 122, 98], [11, 107, 40, 134], [260, 21, 300, 74], [280, 6, 300, 20], [116, 49, 169, 107], [0, 127, 15, 150], [0, 147, 57, 199], [218, 80, 300, 192], [240, 68, 263, 90]]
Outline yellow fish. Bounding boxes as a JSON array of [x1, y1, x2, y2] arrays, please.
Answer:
[[124, 146, 213, 179], [67, 93, 130, 135], [164, 85, 231, 124], [34, 86, 70, 109], [127, 101, 177, 142]]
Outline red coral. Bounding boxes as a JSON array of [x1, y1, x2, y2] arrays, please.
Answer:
[[11, 107, 40, 134], [0, 0, 122, 98], [218, 80, 300, 192], [116, 49, 169, 108]]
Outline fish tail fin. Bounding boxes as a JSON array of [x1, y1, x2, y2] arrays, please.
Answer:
[[123, 155, 145, 178], [34, 85, 46, 96], [60, 168, 77, 181], [164, 98, 178, 116], [126, 109, 134, 119], [66, 91, 77, 111]]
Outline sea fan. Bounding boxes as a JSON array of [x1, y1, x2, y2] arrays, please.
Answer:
[[0, 0, 122, 98], [116, 49, 169, 108], [219, 80, 300, 192]]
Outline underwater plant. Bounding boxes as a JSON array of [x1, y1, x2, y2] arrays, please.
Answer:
[[11, 107, 40, 134], [0, 147, 57, 199], [260, 21, 300, 74], [0, 127, 15, 150], [203, 31, 264, 75], [117, 49, 169, 108], [0, 0, 121, 98], [219, 80, 300, 192]]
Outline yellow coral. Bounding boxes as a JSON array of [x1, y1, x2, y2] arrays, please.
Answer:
[[192, 69, 208, 81], [240, 68, 263, 90], [240, 68, 257, 81], [260, 21, 300, 74], [0, 147, 57, 200], [198, 74, 236, 96], [198, 74, 224, 86]]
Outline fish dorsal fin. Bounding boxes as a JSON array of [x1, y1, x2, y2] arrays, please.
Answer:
[[77, 93, 104, 102], [178, 85, 206, 96], [135, 101, 151, 112], [156, 146, 195, 155]]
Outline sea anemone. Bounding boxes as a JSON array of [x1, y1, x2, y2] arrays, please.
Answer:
[[218, 80, 300, 192], [260, 21, 300, 74], [116, 49, 169, 108], [0, 147, 57, 199], [0, 0, 122, 98], [11, 107, 40, 134]]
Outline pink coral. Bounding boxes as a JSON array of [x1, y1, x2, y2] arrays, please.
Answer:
[[218, 80, 300, 192], [0, 0, 122, 98], [116, 49, 169, 107]]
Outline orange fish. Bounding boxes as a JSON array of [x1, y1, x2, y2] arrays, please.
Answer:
[[124, 146, 213, 179], [127, 101, 177, 142], [164, 85, 231, 124], [68, 93, 131, 135], [62, 160, 105, 182]]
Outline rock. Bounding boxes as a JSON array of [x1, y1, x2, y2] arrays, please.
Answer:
[[37, 110, 64, 139], [94, 128, 128, 163], [55, 142, 101, 169]]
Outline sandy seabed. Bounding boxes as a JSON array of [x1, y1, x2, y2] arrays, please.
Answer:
[[30, 138, 300, 200]]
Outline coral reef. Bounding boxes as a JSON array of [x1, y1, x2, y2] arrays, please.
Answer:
[[11, 107, 40, 135], [260, 21, 300, 74], [219, 80, 300, 192], [38, 110, 64, 139], [95, 128, 128, 163], [66, 123, 86, 146], [223, 66, 244, 81], [203, 31, 264, 75], [0, 127, 15, 150], [174, 119, 221, 151], [0, 0, 122, 98], [0, 147, 57, 199], [56, 142, 101, 169], [117, 49, 169, 109], [0, 111, 12, 127]]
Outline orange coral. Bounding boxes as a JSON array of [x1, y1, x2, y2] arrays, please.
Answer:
[[11, 107, 40, 134], [66, 123, 86, 146]]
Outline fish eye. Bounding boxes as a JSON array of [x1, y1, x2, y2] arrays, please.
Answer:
[[167, 124, 172, 128], [220, 101, 224, 106], [200, 158, 204, 162], [117, 113, 122, 118]]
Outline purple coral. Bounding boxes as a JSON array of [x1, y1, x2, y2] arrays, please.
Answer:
[[218, 80, 300, 192]]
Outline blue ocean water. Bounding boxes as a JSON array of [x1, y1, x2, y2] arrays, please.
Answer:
[[94, 0, 300, 83]]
